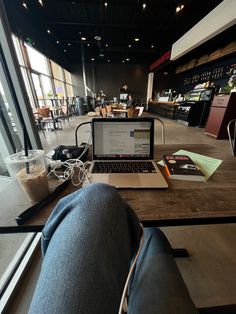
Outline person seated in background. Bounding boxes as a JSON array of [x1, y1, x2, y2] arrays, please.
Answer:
[[29, 183, 198, 314], [126, 94, 135, 108]]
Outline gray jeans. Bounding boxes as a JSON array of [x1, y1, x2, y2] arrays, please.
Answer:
[[29, 183, 198, 314]]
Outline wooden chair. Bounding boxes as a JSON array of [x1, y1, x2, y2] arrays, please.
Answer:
[[105, 104, 114, 117], [38, 107, 62, 131], [127, 108, 139, 118]]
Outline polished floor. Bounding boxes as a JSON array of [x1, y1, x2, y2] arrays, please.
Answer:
[[3, 114, 236, 312]]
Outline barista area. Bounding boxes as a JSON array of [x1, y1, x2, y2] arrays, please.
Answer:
[[148, 40, 236, 138]]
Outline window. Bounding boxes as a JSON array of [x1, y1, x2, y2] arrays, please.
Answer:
[[65, 70, 72, 84], [54, 79, 66, 98], [26, 44, 49, 75], [51, 60, 63, 80]]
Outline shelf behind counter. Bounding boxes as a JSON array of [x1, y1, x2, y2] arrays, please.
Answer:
[[148, 101, 179, 119]]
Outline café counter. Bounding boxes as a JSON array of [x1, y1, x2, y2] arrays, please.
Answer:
[[148, 100, 179, 119]]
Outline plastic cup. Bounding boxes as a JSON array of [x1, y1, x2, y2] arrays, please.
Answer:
[[5, 150, 49, 204]]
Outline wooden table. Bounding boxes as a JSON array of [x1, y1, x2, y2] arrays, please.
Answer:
[[1, 144, 236, 233], [112, 108, 128, 117]]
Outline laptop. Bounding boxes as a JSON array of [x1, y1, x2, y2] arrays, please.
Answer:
[[88, 118, 168, 189]]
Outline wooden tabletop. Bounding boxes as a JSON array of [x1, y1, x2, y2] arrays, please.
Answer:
[[1, 144, 236, 233]]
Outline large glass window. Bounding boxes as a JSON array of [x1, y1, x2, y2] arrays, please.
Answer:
[[31, 73, 44, 107], [66, 84, 74, 97], [54, 79, 65, 98], [65, 70, 72, 84], [26, 44, 49, 75], [51, 60, 63, 80]]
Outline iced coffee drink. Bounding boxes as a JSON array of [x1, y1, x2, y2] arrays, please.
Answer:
[[17, 165, 49, 203], [5, 150, 49, 204]]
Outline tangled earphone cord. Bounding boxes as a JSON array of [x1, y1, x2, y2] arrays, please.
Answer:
[[47, 136, 92, 188]]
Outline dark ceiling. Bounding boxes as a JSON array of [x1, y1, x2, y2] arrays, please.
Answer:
[[4, 0, 223, 67]]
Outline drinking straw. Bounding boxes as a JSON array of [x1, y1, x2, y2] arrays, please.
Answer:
[[23, 125, 30, 174]]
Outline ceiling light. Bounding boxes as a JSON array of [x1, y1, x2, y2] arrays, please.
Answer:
[[47, 29, 51, 34], [22, 2, 28, 9], [128, 44, 132, 48], [64, 49, 67, 52], [176, 6, 181, 12], [91, 58, 95, 61], [81, 37, 86, 41], [107, 59, 110, 62], [87, 43, 90, 47], [106, 44, 108, 47], [164, 72, 168, 75], [151, 45, 154, 48], [68, 43, 71, 46], [122, 60, 125, 63], [126, 58, 130, 61], [94, 35, 102, 41], [56, 40, 60, 44], [104, 2, 108, 7], [38, 0, 43, 6], [100, 53, 104, 57], [142, 3, 146, 10], [176, 4, 184, 13], [134, 38, 139, 42]]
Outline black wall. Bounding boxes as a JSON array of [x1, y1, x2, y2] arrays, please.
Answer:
[[72, 63, 148, 101], [153, 54, 236, 96]]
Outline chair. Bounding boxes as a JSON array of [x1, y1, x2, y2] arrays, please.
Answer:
[[227, 119, 236, 156], [127, 108, 139, 118], [105, 104, 114, 117], [154, 117, 165, 144], [135, 106, 144, 116], [58, 104, 71, 125], [38, 107, 62, 131]]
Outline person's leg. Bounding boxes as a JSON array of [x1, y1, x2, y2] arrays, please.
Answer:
[[128, 228, 199, 314], [29, 183, 142, 314]]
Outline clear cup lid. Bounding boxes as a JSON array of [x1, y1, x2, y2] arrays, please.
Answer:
[[4, 150, 45, 164]]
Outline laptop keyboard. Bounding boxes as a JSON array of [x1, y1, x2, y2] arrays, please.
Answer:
[[92, 161, 157, 173]]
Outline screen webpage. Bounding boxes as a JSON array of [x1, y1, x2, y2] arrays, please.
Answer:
[[93, 121, 151, 158]]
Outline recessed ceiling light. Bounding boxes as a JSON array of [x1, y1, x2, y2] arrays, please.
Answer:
[[94, 35, 102, 41], [91, 58, 95, 61], [104, 2, 108, 7], [176, 4, 184, 13], [107, 59, 110, 62], [134, 38, 139, 42], [87, 43, 90, 47], [151, 45, 154, 48], [79, 31, 81, 34], [22, 2, 28, 9], [164, 71, 168, 75], [100, 53, 104, 57], [38, 0, 43, 6], [64, 49, 67, 52], [142, 3, 146, 10], [56, 40, 60, 44], [106, 44, 108, 47], [126, 58, 130, 61], [81, 37, 86, 41], [128, 44, 132, 48], [68, 43, 71, 46], [47, 29, 51, 34], [122, 60, 125, 63]]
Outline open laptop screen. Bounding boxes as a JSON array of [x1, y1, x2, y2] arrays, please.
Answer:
[[92, 118, 154, 160]]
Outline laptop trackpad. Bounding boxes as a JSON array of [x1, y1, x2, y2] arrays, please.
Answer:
[[109, 174, 141, 188]]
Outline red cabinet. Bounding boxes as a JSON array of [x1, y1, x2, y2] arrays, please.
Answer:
[[205, 93, 236, 139]]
